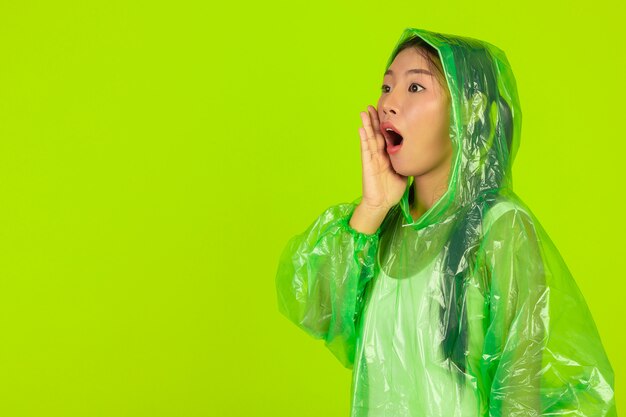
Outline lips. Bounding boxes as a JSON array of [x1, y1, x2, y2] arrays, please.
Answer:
[[380, 121, 404, 147]]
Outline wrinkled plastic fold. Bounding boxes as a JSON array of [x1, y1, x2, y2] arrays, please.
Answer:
[[276, 202, 381, 369], [275, 27, 617, 417]]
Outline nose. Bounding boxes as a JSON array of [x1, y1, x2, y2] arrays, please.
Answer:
[[380, 91, 399, 116]]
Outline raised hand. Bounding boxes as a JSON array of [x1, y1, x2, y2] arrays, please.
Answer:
[[357, 105, 408, 213]]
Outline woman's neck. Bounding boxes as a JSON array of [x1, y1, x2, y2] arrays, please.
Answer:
[[410, 161, 451, 221]]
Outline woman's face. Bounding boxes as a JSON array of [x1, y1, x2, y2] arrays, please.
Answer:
[[377, 47, 453, 177]]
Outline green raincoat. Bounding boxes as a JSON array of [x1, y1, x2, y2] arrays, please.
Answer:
[[275, 27, 617, 417]]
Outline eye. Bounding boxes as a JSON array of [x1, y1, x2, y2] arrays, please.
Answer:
[[409, 83, 424, 92], [380, 83, 424, 93]]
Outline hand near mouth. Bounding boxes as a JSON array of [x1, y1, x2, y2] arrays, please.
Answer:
[[357, 105, 408, 215]]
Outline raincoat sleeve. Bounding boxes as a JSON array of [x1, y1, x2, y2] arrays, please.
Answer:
[[275, 199, 381, 369], [479, 203, 617, 417]]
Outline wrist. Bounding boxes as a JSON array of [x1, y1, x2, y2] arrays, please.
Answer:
[[356, 202, 390, 218], [349, 204, 388, 235]]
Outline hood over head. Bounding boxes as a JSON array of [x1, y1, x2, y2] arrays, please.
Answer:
[[382, 27, 521, 230]]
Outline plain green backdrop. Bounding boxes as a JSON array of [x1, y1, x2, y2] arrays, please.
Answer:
[[0, 0, 623, 416]]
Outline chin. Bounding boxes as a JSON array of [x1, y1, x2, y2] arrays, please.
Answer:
[[389, 161, 416, 177]]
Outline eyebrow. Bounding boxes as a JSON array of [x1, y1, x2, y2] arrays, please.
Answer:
[[384, 68, 433, 76]]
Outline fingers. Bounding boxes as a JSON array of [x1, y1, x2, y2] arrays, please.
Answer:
[[367, 105, 379, 131], [361, 106, 385, 155], [359, 111, 377, 161], [366, 105, 386, 153], [360, 109, 375, 141]]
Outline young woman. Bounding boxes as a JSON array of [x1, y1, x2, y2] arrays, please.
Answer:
[[275, 27, 617, 417]]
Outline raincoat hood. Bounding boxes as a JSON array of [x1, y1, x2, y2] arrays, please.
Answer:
[[387, 28, 521, 230]]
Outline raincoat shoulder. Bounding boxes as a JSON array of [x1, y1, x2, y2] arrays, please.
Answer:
[[476, 195, 617, 416]]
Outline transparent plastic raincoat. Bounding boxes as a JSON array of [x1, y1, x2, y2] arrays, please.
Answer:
[[275, 27, 617, 417]]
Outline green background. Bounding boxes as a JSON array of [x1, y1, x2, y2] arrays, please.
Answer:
[[0, 1, 623, 416]]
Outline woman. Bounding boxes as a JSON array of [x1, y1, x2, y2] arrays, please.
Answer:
[[275, 27, 617, 417]]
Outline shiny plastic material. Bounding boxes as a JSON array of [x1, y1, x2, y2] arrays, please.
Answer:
[[275, 27, 617, 417]]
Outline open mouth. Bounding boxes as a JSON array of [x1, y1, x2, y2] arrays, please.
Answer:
[[385, 129, 404, 146]]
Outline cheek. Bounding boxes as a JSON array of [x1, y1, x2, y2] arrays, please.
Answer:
[[407, 102, 448, 141], [405, 104, 451, 158], [409, 134, 448, 161]]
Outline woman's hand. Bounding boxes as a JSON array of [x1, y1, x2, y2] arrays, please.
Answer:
[[357, 105, 408, 214]]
